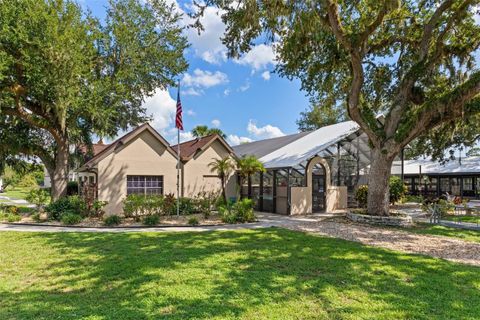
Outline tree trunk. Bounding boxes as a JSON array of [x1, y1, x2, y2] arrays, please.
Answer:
[[51, 140, 69, 201], [221, 175, 227, 203], [367, 149, 394, 216]]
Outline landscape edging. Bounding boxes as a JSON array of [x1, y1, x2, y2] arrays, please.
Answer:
[[347, 211, 413, 227]]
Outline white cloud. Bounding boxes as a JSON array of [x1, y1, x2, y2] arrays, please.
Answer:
[[143, 88, 176, 133], [184, 5, 227, 64], [235, 44, 277, 71], [223, 89, 230, 96], [186, 109, 196, 116], [261, 71, 271, 81], [247, 120, 285, 139], [183, 68, 229, 89], [165, 127, 194, 144], [211, 119, 221, 127], [238, 81, 250, 92], [227, 134, 253, 146], [182, 87, 203, 96], [180, 131, 194, 142]]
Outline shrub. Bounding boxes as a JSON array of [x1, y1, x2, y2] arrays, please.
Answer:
[[188, 217, 199, 226], [17, 174, 39, 190], [67, 181, 79, 195], [143, 214, 160, 226], [26, 189, 50, 208], [179, 197, 195, 215], [123, 194, 145, 219], [7, 214, 21, 222], [1, 211, 22, 223], [7, 205, 18, 215], [193, 191, 220, 218], [89, 200, 108, 218], [219, 198, 256, 224], [104, 215, 122, 226], [144, 196, 163, 216], [355, 185, 369, 208], [61, 212, 82, 225], [31, 212, 42, 222], [45, 196, 87, 221], [355, 177, 408, 208], [389, 176, 407, 204], [162, 193, 176, 215], [123, 194, 163, 219]]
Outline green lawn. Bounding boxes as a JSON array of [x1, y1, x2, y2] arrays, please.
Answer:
[[443, 214, 480, 224], [2, 187, 31, 200], [1, 229, 479, 319], [404, 223, 480, 243]]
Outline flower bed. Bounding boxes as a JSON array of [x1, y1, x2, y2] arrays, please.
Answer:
[[2, 212, 226, 227]]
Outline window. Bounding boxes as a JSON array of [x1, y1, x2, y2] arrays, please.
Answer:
[[127, 175, 163, 195], [463, 177, 474, 191]]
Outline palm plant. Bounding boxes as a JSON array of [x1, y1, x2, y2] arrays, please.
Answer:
[[236, 155, 265, 198], [192, 125, 209, 138], [192, 125, 227, 139], [208, 157, 235, 203]]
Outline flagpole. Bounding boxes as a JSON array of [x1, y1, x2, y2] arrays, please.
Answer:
[[176, 126, 180, 217]]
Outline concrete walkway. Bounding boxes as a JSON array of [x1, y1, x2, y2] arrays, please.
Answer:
[[0, 194, 35, 207], [1, 212, 480, 266]]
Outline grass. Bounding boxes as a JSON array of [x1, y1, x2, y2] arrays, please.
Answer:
[[2, 187, 31, 200], [1, 229, 480, 319], [404, 223, 480, 243], [442, 214, 480, 224]]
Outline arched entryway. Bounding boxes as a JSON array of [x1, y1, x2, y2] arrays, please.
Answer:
[[311, 163, 326, 212]]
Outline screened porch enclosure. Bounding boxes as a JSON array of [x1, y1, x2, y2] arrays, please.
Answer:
[[237, 122, 393, 214], [399, 157, 480, 199], [404, 174, 480, 199]]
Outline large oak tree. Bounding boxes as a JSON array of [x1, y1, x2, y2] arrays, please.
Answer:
[[0, 0, 188, 200], [197, 0, 480, 215]]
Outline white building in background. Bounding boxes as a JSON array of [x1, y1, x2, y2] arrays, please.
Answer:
[[43, 167, 78, 188]]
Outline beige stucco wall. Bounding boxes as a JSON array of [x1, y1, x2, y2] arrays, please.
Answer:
[[326, 186, 348, 212], [96, 134, 237, 215], [290, 156, 347, 215], [289, 156, 331, 215], [182, 140, 236, 199], [290, 187, 310, 215], [96, 130, 178, 215]]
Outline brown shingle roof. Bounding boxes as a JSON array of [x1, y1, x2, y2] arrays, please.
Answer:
[[171, 134, 234, 161], [78, 143, 110, 158], [171, 134, 217, 161]]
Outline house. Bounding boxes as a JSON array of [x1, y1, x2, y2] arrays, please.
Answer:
[[76, 118, 480, 216], [75, 120, 378, 216], [77, 123, 236, 214], [43, 142, 110, 188]]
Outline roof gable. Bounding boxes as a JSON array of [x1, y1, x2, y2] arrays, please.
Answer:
[[80, 123, 176, 169], [172, 134, 234, 162]]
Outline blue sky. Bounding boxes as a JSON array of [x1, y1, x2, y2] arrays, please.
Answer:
[[82, 0, 309, 145]]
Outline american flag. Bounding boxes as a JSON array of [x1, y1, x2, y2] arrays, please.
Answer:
[[175, 86, 183, 130]]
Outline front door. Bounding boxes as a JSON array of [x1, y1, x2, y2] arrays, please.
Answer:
[[312, 165, 326, 213]]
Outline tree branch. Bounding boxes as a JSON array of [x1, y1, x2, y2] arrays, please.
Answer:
[[419, 0, 455, 59], [325, 0, 352, 51], [398, 71, 480, 149], [3, 107, 61, 143]]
